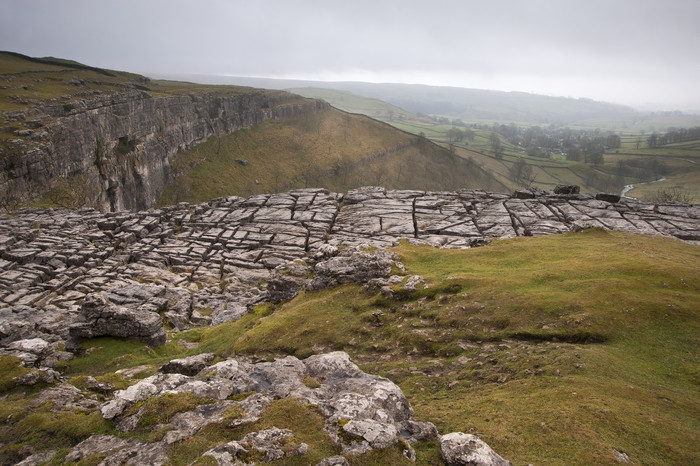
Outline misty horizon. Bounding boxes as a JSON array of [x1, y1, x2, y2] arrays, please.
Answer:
[[3, 0, 700, 112]]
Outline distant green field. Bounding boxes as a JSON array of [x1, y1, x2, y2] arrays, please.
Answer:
[[291, 87, 700, 201]]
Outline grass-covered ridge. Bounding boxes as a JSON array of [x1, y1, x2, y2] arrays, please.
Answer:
[[0, 51, 290, 114]]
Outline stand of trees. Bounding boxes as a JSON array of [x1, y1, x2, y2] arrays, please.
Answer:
[[646, 126, 700, 148]]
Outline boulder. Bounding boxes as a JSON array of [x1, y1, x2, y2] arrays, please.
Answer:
[[596, 192, 621, 203], [554, 184, 580, 195], [342, 418, 398, 451], [309, 246, 395, 291], [159, 352, 215, 376], [69, 293, 166, 346], [439, 432, 512, 466], [64, 435, 135, 463], [317, 456, 350, 466]]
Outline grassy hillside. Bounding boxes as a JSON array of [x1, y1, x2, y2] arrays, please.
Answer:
[[157, 106, 505, 205], [287, 87, 416, 122], [3, 229, 697, 464], [225, 229, 700, 465]]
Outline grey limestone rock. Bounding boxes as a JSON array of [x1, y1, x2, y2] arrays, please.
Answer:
[[64, 435, 136, 463], [317, 456, 350, 466], [203, 427, 308, 464], [439, 432, 512, 466], [69, 293, 166, 346], [309, 245, 396, 291], [0, 187, 698, 362], [93, 351, 438, 461], [554, 184, 580, 195], [159, 352, 215, 376]]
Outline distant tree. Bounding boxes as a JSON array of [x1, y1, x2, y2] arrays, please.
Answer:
[[591, 152, 605, 165], [566, 148, 583, 162], [647, 132, 658, 148], [648, 187, 694, 204], [509, 157, 536, 187], [446, 127, 465, 143], [606, 134, 621, 149], [463, 128, 475, 142], [490, 132, 504, 159]]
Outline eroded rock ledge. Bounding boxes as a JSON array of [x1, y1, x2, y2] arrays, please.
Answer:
[[1, 88, 327, 211]]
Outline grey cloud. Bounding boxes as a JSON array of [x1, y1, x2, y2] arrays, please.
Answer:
[[1, 0, 699, 108]]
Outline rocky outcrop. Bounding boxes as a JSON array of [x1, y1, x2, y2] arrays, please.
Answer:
[[69, 351, 442, 465], [1, 186, 697, 464], [1, 88, 327, 211], [68, 292, 167, 347]]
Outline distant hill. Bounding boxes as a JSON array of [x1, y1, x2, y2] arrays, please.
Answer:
[[160, 74, 642, 127], [163, 74, 700, 130]]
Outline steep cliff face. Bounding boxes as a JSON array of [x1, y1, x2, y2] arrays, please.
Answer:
[[1, 88, 327, 211]]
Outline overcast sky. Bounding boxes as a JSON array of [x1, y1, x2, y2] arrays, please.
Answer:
[[3, 0, 699, 110]]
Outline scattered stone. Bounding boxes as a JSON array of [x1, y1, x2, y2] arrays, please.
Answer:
[[596, 192, 621, 203], [613, 448, 633, 463], [14, 368, 61, 385], [317, 455, 350, 466], [85, 375, 115, 393], [159, 352, 215, 376], [64, 435, 134, 463], [15, 449, 56, 466], [554, 184, 580, 195]]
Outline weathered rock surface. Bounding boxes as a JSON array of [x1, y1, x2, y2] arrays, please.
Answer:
[[0, 186, 698, 359], [439, 432, 513, 466], [69, 292, 166, 347], [64, 351, 444, 465]]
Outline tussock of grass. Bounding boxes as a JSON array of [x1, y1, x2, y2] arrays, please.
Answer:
[[0, 399, 114, 463], [0, 355, 31, 392]]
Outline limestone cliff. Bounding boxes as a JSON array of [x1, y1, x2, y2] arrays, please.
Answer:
[[1, 87, 327, 211]]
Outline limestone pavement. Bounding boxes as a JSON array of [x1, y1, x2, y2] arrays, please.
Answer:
[[1, 186, 698, 358]]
